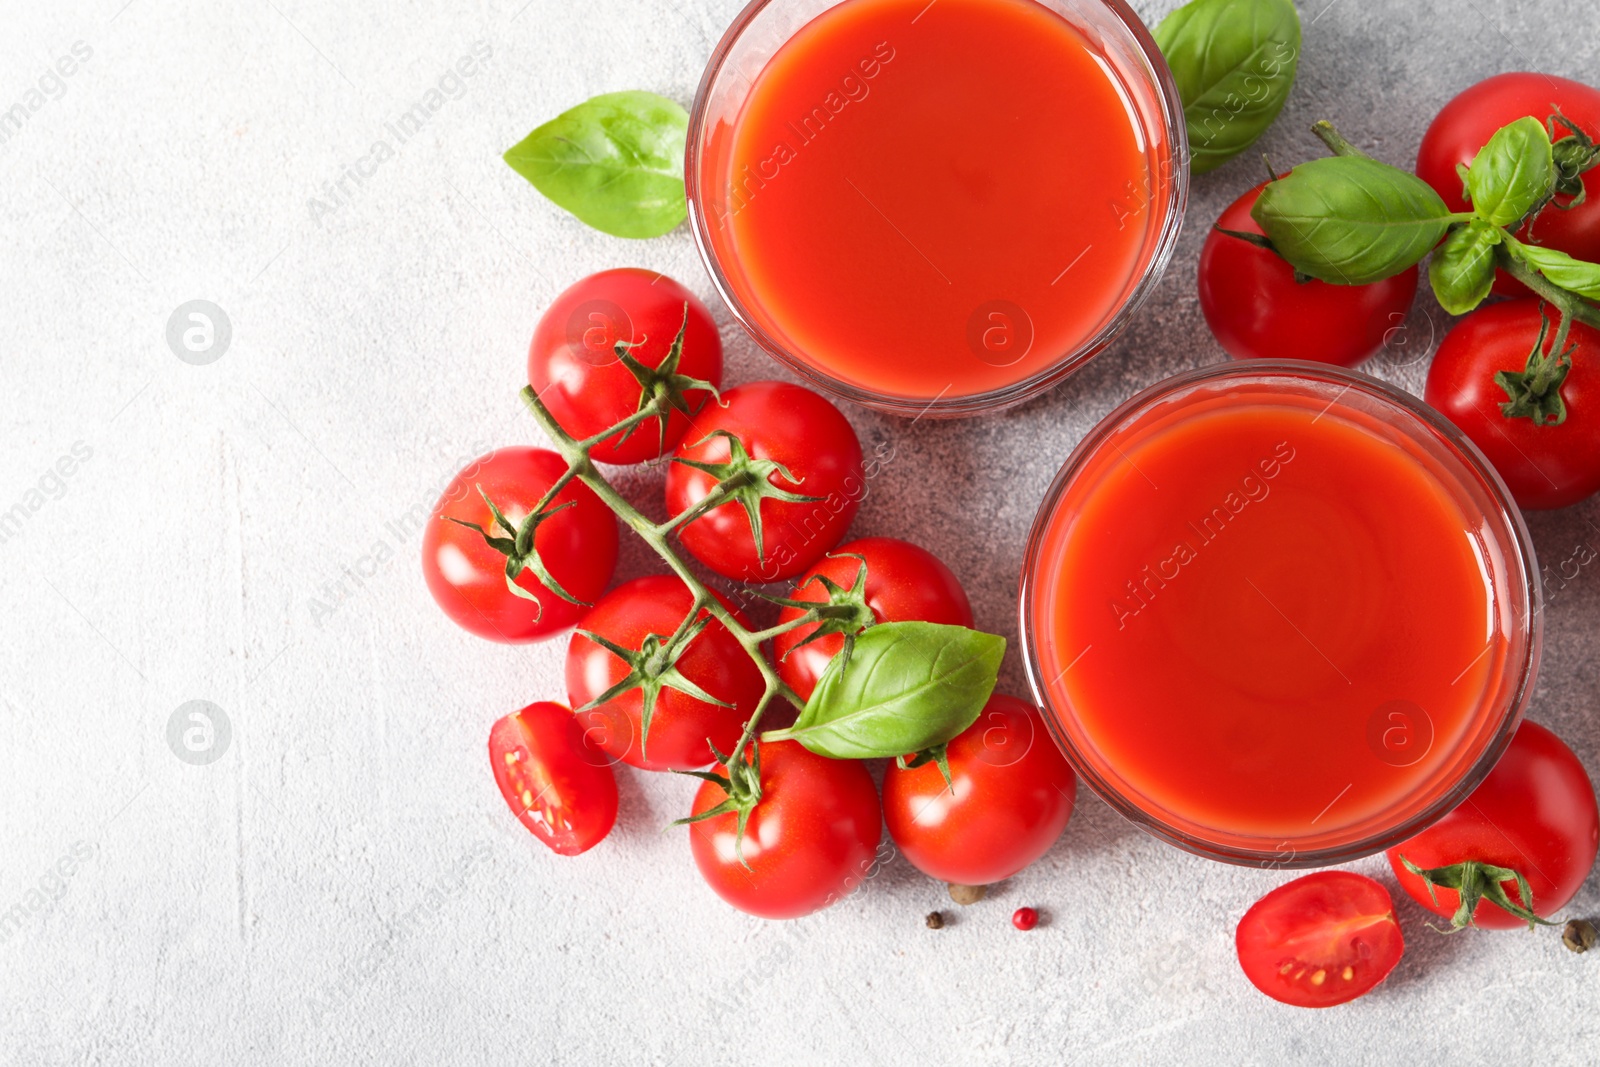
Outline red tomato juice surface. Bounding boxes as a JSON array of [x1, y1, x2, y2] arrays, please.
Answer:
[[706, 0, 1163, 400], [1030, 389, 1519, 844]]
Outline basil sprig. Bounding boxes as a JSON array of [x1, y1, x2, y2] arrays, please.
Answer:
[[762, 621, 1004, 760], [1510, 240, 1600, 300], [1154, 0, 1301, 175], [1465, 116, 1555, 228], [1429, 220, 1502, 314], [504, 90, 688, 239]]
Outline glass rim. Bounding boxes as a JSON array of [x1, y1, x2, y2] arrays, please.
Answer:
[[1017, 359, 1544, 868], [684, 0, 1191, 418]]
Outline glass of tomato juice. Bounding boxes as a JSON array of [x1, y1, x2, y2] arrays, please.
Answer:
[[1020, 363, 1542, 867], [687, 0, 1186, 417]]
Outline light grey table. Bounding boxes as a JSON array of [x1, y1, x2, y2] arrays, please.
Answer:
[[3, 1, 1596, 1063]]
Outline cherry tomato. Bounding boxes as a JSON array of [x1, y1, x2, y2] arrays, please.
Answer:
[[488, 702, 617, 856], [882, 694, 1075, 886], [1418, 73, 1600, 295], [1236, 871, 1404, 1009], [529, 269, 723, 465], [1199, 180, 1418, 366], [665, 381, 864, 584], [566, 575, 763, 772], [1386, 720, 1599, 930], [688, 740, 882, 920], [772, 537, 974, 702], [1423, 300, 1600, 509], [422, 447, 617, 643]]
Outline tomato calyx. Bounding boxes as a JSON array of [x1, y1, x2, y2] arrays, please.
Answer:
[[764, 552, 876, 667], [670, 430, 824, 564], [1495, 303, 1575, 425], [611, 305, 722, 457], [1398, 854, 1558, 932], [574, 611, 731, 762], [895, 742, 954, 792], [674, 741, 764, 869], [444, 487, 588, 615], [1544, 112, 1600, 211]]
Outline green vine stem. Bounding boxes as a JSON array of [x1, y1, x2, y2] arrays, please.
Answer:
[[519, 385, 807, 770], [1494, 245, 1600, 337]]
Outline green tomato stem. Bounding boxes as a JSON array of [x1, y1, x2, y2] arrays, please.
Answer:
[[519, 385, 801, 771], [1494, 245, 1600, 332]]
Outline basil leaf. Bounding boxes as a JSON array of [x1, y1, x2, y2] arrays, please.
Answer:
[[1153, 0, 1301, 175], [1466, 116, 1555, 228], [1511, 240, 1600, 300], [763, 621, 1004, 760], [1429, 221, 1502, 314], [504, 91, 688, 239], [1251, 155, 1453, 284]]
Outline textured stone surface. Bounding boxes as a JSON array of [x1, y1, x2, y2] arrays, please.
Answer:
[[2, 0, 1598, 1063]]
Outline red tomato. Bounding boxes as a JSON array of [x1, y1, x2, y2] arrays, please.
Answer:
[[529, 269, 723, 465], [688, 740, 882, 920], [566, 575, 763, 772], [882, 695, 1075, 886], [422, 447, 617, 642], [1386, 720, 1599, 930], [772, 537, 974, 702], [1236, 872, 1404, 1009], [488, 702, 618, 856], [1418, 73, 1600, 295], [1423, 300, 1600, 509], [665, 381, 864, 583], [1199, 180, 1418, 366]]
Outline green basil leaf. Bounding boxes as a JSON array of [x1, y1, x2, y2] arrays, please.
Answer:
[[1511, 240, 1600, 300], [1466, 116, 1555, 228], [1153, 0, 1301, 175], [1429, 220, 1502, 314], [504, 91, 688, 239], [764, 621, 1004, 760], [1251, 155, 1453, 284]]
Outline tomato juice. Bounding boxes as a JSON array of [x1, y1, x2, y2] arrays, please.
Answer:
[[689, 0, 1183, 414], [1022, 365, 1539, 864]]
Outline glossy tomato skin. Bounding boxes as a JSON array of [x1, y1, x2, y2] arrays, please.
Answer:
[[1418, 73, 1600, 295], [1236, 872, 1404, 1009], [883, 695, 1075, 886], [666, 382, 864, 584], [1423, 300, 1600, 509], [688, 740, 882, 920], [422, 447, 617, 642], [566, 575, 763, 772], [1199, 181, 1418, 366], [529, 269, 723, 465], [1386, 720, 1599, 930], [773, 537, 974, 702], [488, 702, 618, 856]]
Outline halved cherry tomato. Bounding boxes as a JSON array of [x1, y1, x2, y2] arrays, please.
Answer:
[[687, 739, 882, 920], [883, 694, 1074, 886], [1386, 720, 1599, 930], [567, 575, 764, 772], [529, 269, 722, 465], [665, 381, 863, 584], [488, 702, 617, 856], [422, 447, 617, 642], [1235, 871, 1404, 1008], [773, 537, 973, 702]]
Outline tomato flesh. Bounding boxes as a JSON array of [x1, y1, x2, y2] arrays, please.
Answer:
[[488, 702, 618, 856], [1236, 871, 1404, 1008]]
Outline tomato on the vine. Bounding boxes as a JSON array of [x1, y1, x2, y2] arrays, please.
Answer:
[[1418, 73, 1600, 295], [687, 740, 882, 920], [1423, 299, 1600, 509], [528, 268, 723, 465], [666, 381, 864, 584], [1199, 180, 1418, 366], [566, 575, 763, 772], [488, 702, 617, 856], [422, 447, 617, 642], [883, 694, 1074, 886], [1386, 720, 1599, 931], [772, 537, 973, 702], [1236, 871, 1404, 1009]]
